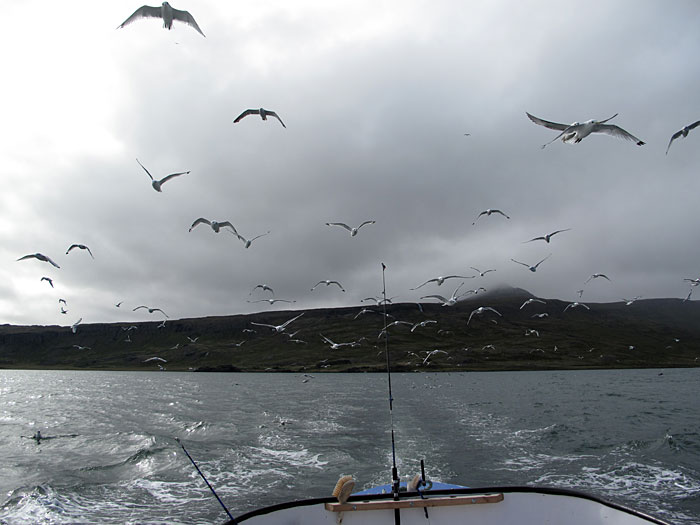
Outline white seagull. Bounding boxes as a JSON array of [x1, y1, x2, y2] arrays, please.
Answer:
[[410, 275, 473, 290], [73, 345, 91, 350], [40, 277, 54, 288], [250, 312, 304, 333], [422, 349, 448, 366], [234, 108, 286, 128], [71, 318, 82, 333], [682, 278, 700, 287], [66, 244, 94, 258], [666, 120, 700, 155], [520, 298, 547, 309], [511, 254, 552, 272], [311, 280, 345, 292], [563, 302, 590, 312], [621, 297, 641, 306], [17, 253, 60, 268], [326, 221, 375, 237], [523, 229, 571, 244], [250, 284, 274, 295], [526, 112, 645, 148], [470, 267, 496, 277], [118, 2, 205, 37], [420, 282, 466, 307], [133, 305, 169, 317], [234, 230, 270, 249], [472, 209, 510, 225], [136, 159, 189, 192], [189, 218, 237, 234], [585, 273, 611, 284], [467, 306, 502, 325], [247, 298, 296, 305], [144, 356, 167, 363], [320, 334, 356, 350], [410, 320, 437, 332]]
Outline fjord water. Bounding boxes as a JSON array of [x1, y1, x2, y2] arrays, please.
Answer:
[[1, 369, 698, 524]]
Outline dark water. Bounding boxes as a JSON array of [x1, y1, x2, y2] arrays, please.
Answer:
[[1, 368, 698, 524]]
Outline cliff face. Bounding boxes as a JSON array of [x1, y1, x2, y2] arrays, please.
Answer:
[[1, 295, 699, 372]]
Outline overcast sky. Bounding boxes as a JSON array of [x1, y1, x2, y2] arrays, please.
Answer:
[[2, 1, 700, 327]]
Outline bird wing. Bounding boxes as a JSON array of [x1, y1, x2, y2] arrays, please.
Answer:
[[250, 321, 275, 329], [534, 254, 552, 268], [511, 259, 529, 267], [234, 109, 259, 123], [326, 222, 352, 232], [136, 158, 154, 181], [152, 308, 169, 317], [594, 124, 645, 145], [217, 221, 238, 234], [85, 246, 94, 258], [250, 231, 271, 242], [66, 244, 77, 254], [357, 220, 375, 229], [526, 112, 569, 131], [550, 229, 571, 237], [158, 171, 189, 185], [281, 313, 304, 328], [421, 295, 448, 303], [666, 132, 682, 155], [524, 236, 545, 243], [410, 279, 434, 290], [266, 111, 286, 128], [117, 5, 162, 29], [171, 7, 205, 36], [133, 306, 147, 311], [485, 307, 502, 316], [687, 120, 700, 131], [189, 218, 211, 231]]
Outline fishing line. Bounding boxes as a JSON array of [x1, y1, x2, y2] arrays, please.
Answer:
[[176, 437, 235, 523]]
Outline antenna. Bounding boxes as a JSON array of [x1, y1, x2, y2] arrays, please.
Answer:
[[381, 263, 401, 524]]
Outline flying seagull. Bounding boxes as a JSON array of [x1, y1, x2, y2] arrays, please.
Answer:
[[40, 277, 54, 288], [189, 218, 237, 233], [133, 305, 169, 317], [467, 306, 502, 325], [511, 254, 552, 272], [66, 244, 94, 258], [523, 229, 571, 244], [73, 345, 91, 350], [234, 230, 270, 249], [585, 273, 611, 284], [250, 312, 304, 333], [410, 275, 473, 290], [247, 298, 296, 305], [666, 120, 700, 155], [144, 357, 167, 363], [136, 158, 189, 192], [410, 320, 437, 332], [250, 284, 274, 295], [470, 267, 496, 277], [311, 280, 345, 292], [117, 2, 205, 37], [71, 318, 82, 333], [526, 112, 645, 148], [472, 209, 510, 225], [234, 108, 286, 128], [520, 298, 546, 309], [326, 221, 375, 237], [684, 278, 700, 287], [564, 302, 590, 312], [320, 334, 357, 350], [17, 253, 60, 268]]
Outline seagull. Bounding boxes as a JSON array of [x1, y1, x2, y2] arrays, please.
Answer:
[[71, 318, 82, 333], [251, 312, 304, 333], [117, 2, 205, 37], [234, 108, 286, 128], [563, 302, 590, 312], [326, 221, 375, 237], [576, 289, 584, 298], [133, 306, 169, 317], [422, 349, 448, 366], [585, 273, 611, 284], [157, 320, 167, 329], [59, 299, 67, 305], [189, 218, 237, 234], [622, 296, 641, 306], [353, 308, 380, 319], [60, 307, 68, 314], [520, 298, 546, 309], [187, 336, 199, 343], [410, 275, 473, 290], [144, 357, 167, 363], [472, 209, 510, 225], [526, 112, 645, 148], [421, 282, 466, 307], [511, 254, 552, 272], [666, 120, 700, 154], [115, 301, 123, 308], [40, 277, 54, 288], [531, 313, 548, 318], [250, 284, 274, 295], [122, 325, 138, 331], [410, 320, 437, 332], [247, 298, 296, 305], [311, 280, 345, 292], [523, 229, 571, 244], [525, 329, 539, 337], [463, 287, 487, 296], [136, 158, 189, 192], [66, 244, 94, 258], [470, 267, 496, 277], [683, 278, 700, 287], [467, 306, 502, 325], [234, 230, 270, 249], [73, 345, 91, 350], [17, 253, 60, 268], [320, 334, 356, 350]]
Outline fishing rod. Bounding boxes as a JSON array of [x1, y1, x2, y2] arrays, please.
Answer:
[[175, 437, 236, 523], [381, 262, 401, 525]]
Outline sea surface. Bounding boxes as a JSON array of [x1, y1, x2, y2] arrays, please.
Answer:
[[0, 368, 698, 524]]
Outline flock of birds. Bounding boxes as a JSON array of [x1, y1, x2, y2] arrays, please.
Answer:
[[11, 2, 700, 369]]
